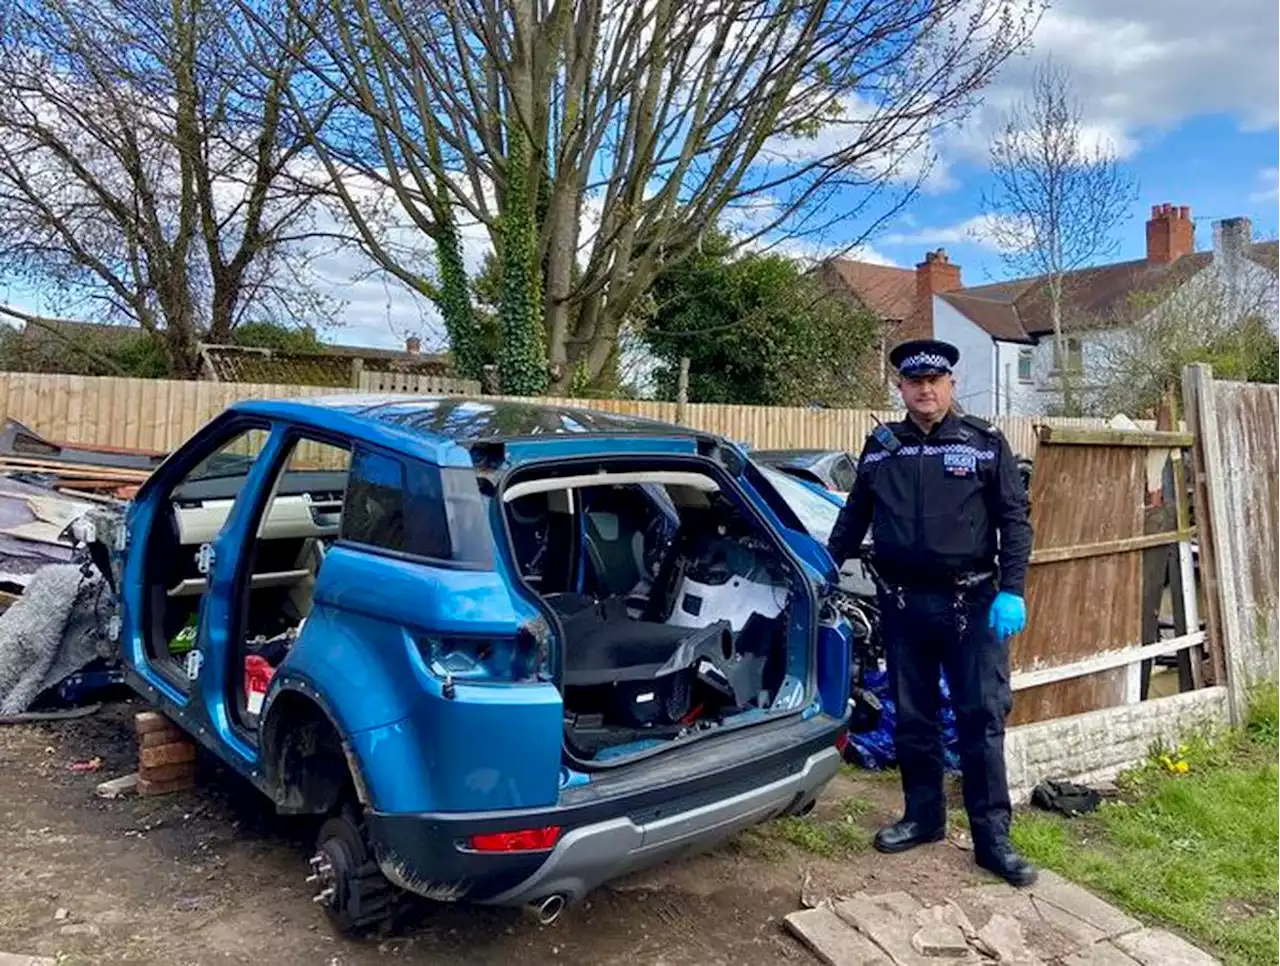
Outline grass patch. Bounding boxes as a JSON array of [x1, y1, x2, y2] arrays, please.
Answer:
[[760, 799, 874, 858], [1011, 684, 1279, 966]]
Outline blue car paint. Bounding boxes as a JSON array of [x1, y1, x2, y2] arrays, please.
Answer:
[[118, 395, 851, 829]]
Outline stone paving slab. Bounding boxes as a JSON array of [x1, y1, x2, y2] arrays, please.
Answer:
[[785, 905, 894, 966], [1030, 894, 1111, 948], [784, 886, 1222, 966], [834, 894, 981, 966], [0, 955, 57, 966], [1062, 942, 1143, 966], [1028, 872, 1143, 938], [1114, 928, 1223, 966]]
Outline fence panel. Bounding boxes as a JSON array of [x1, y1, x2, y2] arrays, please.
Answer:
[[0, 370, 1153, 461], [1009, 425, 1203, 726], [1185, 365, 1279, 722], [357, 371, 481, 395]]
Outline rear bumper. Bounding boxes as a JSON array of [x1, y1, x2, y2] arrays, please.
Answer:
[[482, 745, 839, 906], [365, 713, 843, 905]]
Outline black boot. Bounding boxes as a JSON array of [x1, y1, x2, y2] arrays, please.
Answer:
[[975, 840, 1038, 887], [873, 819, 946, 854]]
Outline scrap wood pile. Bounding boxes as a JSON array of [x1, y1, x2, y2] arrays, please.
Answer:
[[0, 419, 160, 717], [0, 417, 162, 504]]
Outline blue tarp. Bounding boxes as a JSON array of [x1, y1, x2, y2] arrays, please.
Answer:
[[843, 668, 961, 772]]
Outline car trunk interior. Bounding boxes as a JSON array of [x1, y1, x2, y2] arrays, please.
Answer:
[[500, 462, 811, 764]]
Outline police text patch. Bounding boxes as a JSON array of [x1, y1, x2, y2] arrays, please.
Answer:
[[944, 451, 977, 476]]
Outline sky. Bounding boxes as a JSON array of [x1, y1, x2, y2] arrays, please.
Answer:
[[1, 0, 1277, 354], [862, 0, 1280, 284]]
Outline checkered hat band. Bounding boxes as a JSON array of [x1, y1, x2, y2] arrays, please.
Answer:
[[899, 352, 950, 371]]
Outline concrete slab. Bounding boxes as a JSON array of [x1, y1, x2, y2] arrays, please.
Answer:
[[975, 912, 1045, 966], [1114, 928, 1221, 966], [875, 891, 926, 918], [1061, 942, 1143, 966], [784, 905, 894, 966], [957, 884, 1096, 961], [0, 955, 57, 966], [833, 895, 983, 966], [1029, 894, 1110, 948], [910, 921, 971, 959], [1028, 871, 1142, 938]]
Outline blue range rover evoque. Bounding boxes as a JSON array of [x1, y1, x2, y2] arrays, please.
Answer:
[[89, 395, 854, 933]]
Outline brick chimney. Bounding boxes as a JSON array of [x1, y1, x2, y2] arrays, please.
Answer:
[[906, 248, 963, 340], [916, 248, 963, 299], [1213, 216, 1252, 261], [405, 335, 421, 355], [1146, 203, 1195, 265]]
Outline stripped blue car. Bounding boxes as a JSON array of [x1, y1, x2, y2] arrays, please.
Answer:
[[93, 396, 854, 933]]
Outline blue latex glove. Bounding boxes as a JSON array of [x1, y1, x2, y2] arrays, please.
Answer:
[[989, 592, 1026, 641]]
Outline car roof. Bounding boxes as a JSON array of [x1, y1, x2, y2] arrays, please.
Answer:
[[227, 395, 721, 463]]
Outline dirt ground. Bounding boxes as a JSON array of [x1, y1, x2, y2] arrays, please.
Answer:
[[0, 698, 987, 966]]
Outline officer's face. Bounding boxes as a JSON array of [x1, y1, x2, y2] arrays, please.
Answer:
[[898, 373, 954, 421]]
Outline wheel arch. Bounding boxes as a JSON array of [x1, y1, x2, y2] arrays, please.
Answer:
[[261, 684, 372, 815]]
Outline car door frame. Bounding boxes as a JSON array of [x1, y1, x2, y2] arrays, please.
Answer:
[[121, 410, 292, 763]]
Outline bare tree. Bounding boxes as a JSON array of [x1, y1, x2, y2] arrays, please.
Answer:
[[980, 60, 1137, 414], [250, 0, 1043, 394], [0, 0, 339, 377], [1092, 244, 1279, 416]]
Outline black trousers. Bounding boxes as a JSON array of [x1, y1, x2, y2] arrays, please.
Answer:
[[879, 582, 1013, 852]]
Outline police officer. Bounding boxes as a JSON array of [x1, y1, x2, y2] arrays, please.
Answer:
[[827, 338, 1036, 887]]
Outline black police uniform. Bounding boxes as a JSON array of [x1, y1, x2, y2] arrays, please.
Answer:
[[826, 338, 1035, 885]]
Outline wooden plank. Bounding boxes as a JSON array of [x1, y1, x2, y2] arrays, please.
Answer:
[[1037, 425, 1195, 448], [1029, 529, 1193, 565], [1011, 632, 1206, 692], [1183, 365, 1241, 722]]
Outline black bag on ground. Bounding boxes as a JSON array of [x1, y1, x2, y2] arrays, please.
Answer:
[[1030, 779, 1102, 816]]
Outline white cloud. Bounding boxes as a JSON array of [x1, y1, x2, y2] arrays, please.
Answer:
[[764, 96, 956, 195], [944, 0, 1279, 167], [880, 214, 1033, 254], [1250, 167, 1280, 203], [755, 236, 898, 267]]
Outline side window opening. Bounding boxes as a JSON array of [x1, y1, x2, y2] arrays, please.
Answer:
[[340, 447, 490, 566]]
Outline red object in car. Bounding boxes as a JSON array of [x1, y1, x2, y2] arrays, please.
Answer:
[[467, 826, 562, 853], [244, 654, 275, 714]]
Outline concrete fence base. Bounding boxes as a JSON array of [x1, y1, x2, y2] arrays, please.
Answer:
[[1005, 687, 1231, 801]]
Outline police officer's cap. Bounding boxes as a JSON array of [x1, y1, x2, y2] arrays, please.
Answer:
[[890, 338, 960, 378]]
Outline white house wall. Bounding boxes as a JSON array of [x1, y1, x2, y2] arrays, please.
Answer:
[[932, 296, 997, 413]]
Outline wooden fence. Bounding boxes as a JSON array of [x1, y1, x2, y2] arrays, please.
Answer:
[[1184, 364, 1279, 722], [357, 370, 482, 395], [1009, 424, 1204, 726], [0, 371, 1143, 458]]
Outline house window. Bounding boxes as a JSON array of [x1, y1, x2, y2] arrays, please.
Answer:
[[1052, 337, 1084, 374], [1017, 348, 1033, 383]]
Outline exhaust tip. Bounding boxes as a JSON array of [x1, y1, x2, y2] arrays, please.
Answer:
[[533, 893, 567, 926]]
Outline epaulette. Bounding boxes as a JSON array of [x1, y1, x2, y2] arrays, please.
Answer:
[[960, 414, 1001, 436]]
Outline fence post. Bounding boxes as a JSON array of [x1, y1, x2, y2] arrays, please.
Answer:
[[1183, 363, 1240, 723], [676, 357, 690, 425], [350, 357, 364, 389]]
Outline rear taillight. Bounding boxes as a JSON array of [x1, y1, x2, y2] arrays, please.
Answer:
[[466, 826, 562, 853], [414, 628, 544, 683]]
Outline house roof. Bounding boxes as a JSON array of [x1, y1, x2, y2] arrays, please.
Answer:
[[943, 241, 1278, 342], [937, 292, 1032, 343], [199, 344, 451, 387], [824, 261, 917, 321]]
